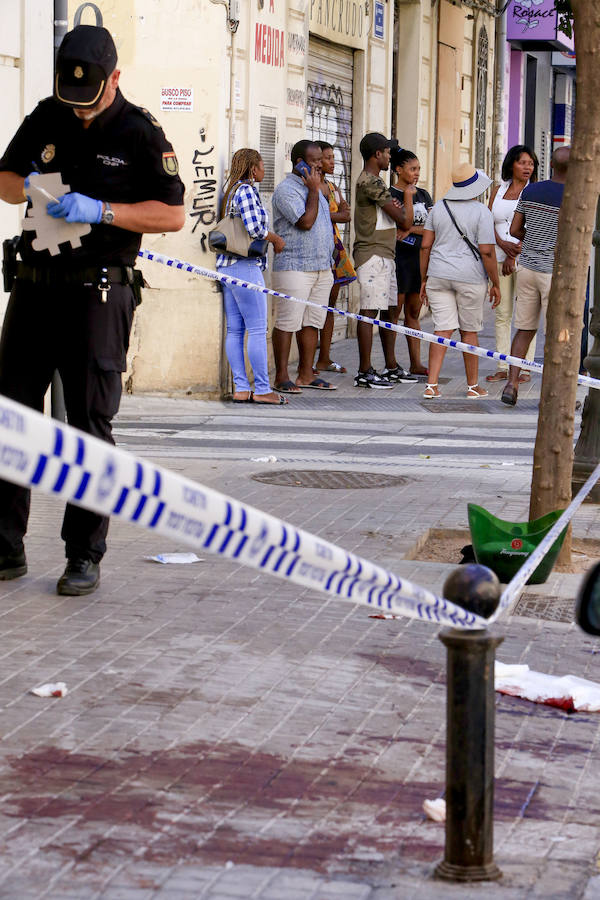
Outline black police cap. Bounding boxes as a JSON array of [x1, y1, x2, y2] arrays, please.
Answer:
[[55, 25, 117, 109]]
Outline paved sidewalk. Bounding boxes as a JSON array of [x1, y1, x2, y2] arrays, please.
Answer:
[[0, 307, 599, 899]]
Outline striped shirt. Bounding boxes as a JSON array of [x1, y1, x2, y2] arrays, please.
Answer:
[[516, 181, 564, 274], [216, 182, 269, 270]]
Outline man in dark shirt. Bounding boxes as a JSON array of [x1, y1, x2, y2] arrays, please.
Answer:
[[0, 25, 185, 594], [501, 146, 569, 406]]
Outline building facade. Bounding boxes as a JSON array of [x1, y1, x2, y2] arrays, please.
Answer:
[[5, 1, 568, 398]]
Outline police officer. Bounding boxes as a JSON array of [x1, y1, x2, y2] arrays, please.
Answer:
[[0, 25, 185, 596]]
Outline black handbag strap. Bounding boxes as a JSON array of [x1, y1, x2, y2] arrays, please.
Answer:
[[443, 200, 482, 263]]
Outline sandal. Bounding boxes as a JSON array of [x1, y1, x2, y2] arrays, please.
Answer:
[[232, 391, 253, 404], [501, 383, 518, 406], [467, 384, 488, 399], [485, 371, 508, 382], [320, 361, 347, 374], [518, 372, 531, 383], [253, 393, 288, 406], [422, 383, 440, 400], [275, 380, 303, 394]]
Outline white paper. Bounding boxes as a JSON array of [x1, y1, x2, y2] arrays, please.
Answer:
[[144, 552, 203, 564]]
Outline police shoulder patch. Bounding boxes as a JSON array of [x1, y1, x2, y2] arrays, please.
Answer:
[[136, 106, 161, 129], [162, 151, 179, 176]]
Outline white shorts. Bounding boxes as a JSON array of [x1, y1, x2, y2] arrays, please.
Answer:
[[426, 276, 487, 332], [356, 255, 397, 312], [272, 269, 334, 332]]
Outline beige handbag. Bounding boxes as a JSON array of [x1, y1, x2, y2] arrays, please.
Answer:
[[209, 184, 268, 258]]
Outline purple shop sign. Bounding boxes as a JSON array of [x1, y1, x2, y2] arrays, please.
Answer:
[[506, 0, 574, 51]]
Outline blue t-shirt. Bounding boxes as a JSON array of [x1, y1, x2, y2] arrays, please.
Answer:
[[271, 173, 334, 272], [516, 180, 564, 274]]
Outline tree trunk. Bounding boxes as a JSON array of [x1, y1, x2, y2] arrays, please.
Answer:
[[529, 0, 600, 563]]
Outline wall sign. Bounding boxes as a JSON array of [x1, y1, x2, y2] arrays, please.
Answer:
[[373, 1, 384, 40], [309, 0, 368, 50], [506, 0, 574, 51], [161, 87, 194, 112]]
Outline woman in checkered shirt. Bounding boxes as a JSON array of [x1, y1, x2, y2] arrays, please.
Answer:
[[217, 149, 286, 405]]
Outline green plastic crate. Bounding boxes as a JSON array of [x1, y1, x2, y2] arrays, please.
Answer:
[[467, 503, 567, 585]]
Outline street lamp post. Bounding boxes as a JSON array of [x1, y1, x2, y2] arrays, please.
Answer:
[[572, 199, 600, 502]]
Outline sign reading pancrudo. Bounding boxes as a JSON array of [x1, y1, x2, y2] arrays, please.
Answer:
[[506, 0, 574, 51], [161, 87, 194, 112], [309, 0, 369, 50]]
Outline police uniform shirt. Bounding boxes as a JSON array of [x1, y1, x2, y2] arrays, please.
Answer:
[[0, 89, 185, 269]]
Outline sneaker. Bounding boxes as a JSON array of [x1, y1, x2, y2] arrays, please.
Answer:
[[354, 367, 394, 389], [381, 366, 418, 384], [57, 559, 100, 596], [0, 549, 27, 580]]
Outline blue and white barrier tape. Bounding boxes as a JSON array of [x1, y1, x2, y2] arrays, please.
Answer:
[[138, 250, 600, 392], [0, 394, 487, 630], [490, 460, 600, 622]]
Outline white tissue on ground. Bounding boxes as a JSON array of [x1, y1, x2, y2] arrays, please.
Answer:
[[495, 661, 600, 712], [144, 553, 203, 564], [31, 682, 68, 698], [423, 798, 446, 822]]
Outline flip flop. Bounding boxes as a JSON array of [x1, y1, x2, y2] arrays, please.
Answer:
[[321, 361, 347, 374], [296, 378, 337, 391], [253, 394, 288, 406], [275, 381, 303, 394], [232, 392, 253, 404]]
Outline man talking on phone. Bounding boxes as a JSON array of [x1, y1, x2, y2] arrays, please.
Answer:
[[270, 141, 336, 394]]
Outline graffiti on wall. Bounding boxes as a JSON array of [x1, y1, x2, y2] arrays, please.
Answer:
[[190, 128, 218, 249], [306, 79, 352, 248]]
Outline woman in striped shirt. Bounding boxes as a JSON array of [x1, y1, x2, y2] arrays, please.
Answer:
[[217, 149, 286, 405]]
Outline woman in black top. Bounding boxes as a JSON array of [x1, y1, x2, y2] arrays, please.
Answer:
[[390, 148, 433, 375]]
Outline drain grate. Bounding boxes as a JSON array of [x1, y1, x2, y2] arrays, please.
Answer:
[[512, 594, 574, 623], [251, 469, 411, 489]]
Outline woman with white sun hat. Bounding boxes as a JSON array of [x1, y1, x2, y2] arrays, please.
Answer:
[[419, 163, 501, 400]]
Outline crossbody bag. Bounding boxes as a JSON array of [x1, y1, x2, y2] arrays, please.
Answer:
[[442, 200, 482, 264]]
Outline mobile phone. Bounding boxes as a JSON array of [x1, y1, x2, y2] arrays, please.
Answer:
[[295, 160, 311, 178]]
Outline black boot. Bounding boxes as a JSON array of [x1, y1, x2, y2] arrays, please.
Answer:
[[57, 559, 100, 596], [0, 550, 27, 580]]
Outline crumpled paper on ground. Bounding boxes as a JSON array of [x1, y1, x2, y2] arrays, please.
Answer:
[[31, 682, 67, 698], [423, 798, 446, 822], [495, 661, 600, 712], [144, 553, 203, 564]]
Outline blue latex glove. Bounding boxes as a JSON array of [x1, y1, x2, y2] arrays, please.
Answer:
[[23, 172, 39, 200], [47, 192, 103, 224]]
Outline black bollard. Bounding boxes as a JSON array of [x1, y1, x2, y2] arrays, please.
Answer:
[[434, 564, 504, 883]]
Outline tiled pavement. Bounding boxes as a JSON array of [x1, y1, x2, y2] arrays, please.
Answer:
[[0, 307, 599, 898]]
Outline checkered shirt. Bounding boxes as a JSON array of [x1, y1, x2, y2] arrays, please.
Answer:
[[216, 182, 269, 271]]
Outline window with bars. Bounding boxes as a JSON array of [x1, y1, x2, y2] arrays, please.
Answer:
[[475, 27, 489, 171], [259, 115, 276, 194]]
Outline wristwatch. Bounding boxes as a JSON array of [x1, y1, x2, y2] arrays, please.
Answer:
[[101, 201, 114, 225]]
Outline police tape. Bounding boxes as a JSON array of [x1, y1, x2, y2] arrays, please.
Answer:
[[490, 460, 600, 623], [138, 249, 600, 391], [0, 394, 487, 631]]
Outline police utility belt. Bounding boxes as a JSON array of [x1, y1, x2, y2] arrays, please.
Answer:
[[13, 262, 144, 305]]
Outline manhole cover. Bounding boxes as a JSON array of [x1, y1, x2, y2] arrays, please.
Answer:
[[251, 470, 411, 489], [512, 594, 573, 623], [421, 401, 489, 414]]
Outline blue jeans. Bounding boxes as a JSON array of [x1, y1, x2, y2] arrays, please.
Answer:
[[218, 258, 271, 395]]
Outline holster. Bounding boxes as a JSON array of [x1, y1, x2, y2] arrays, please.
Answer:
[[2, 236, 19, 293], [129, 267, 147, 306]]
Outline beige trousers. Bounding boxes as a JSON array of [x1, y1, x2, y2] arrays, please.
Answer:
[[493, 262, 536, 371]]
